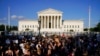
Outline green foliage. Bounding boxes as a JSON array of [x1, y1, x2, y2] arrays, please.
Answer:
[[87, 22, 100, 32], [84, 28, 88, 31], [11, 26, 18, 30], [0, 24, 18, 31], [0, 24, 5, 31], [96, 22, 100, 32]]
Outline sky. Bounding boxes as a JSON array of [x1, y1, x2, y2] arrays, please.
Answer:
[[0, 0, 100, 28]]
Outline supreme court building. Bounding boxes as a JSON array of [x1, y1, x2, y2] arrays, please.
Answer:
[[18, 8, 84, 33]]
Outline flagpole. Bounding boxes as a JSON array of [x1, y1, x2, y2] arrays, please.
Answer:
[[8, 7, 10, 30], [4, 20, 7, 35], [88, 6, 91, 35]]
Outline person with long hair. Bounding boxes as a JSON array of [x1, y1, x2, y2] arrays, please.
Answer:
[[5, 47, 13, 56], [23, 44, 31, 56]]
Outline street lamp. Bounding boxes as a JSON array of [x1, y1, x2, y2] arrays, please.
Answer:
[[62, 20, 64, 25], [62, 20, 64, 33], [38, 19, 41, 39]]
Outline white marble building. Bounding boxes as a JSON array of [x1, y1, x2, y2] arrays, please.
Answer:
[[18, 8, 84, 33]]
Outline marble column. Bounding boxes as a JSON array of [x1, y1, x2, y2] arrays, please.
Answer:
[[54, 16, 55, 28], [61, 16, 62, 28], [58, 16, 60, 28], [52, 16, 54, 28], [59, 16, 60, 28], [40, 16, 42, 28], [60, 16, 62, 28], [55, 16, 57, 28], [57, 16, 59, 28], [44, 16, 46, 28], [45, 16, 48, 28], [47, 16, 49, 28], [51, 16, 52, 28], [41, 16, 44, 28], [49, 16, 51, 26]]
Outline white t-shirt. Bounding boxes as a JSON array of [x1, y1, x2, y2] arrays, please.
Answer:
[[13, 40, 18, 44], [36, 44, 41, 49], [20, 43, 24, 49]]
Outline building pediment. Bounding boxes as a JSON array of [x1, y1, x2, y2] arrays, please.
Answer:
[[37, 8, 63, 14]]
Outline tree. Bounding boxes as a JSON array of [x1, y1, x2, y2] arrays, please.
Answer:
[[90, 28, 95, 32], [0, 24, 18, 31], [96, 22, 100, 32], [11, 26, 18, 30], [84, 22, 100, 32], [0, 24, 5, 31], [84, 28, 88, 31], [89, 22, 100, 32]]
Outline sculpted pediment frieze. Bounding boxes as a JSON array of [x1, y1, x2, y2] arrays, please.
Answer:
[[37, 8, 63, 14]]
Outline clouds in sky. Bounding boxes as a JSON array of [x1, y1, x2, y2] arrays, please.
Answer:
[[18, 16, 24, 19], [11, 15, 17, 19], [11, 15, 24, 19]]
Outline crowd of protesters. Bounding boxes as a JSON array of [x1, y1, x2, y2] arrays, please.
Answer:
[[0, 32, 100, 56]]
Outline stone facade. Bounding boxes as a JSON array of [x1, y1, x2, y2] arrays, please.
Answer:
[[18, 8, 84, 32]]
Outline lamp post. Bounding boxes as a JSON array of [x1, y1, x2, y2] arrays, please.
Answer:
[[38, 19, 41, 39], [62, 20, 64, 33], [62, 20, 64, 25]]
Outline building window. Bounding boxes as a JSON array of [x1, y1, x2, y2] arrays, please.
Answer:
[[78, 25, 79, 28], [30, 25, 31, 28], [25, 25, 26, 28], [70, 25, 71, 28], [78, 30, 79, 31], [67, 25, 68, 28], [64, 25, 66, 28], [27, 25, 29, 28], [33, 25, 34, 28], [72, 25, 74, 28]]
